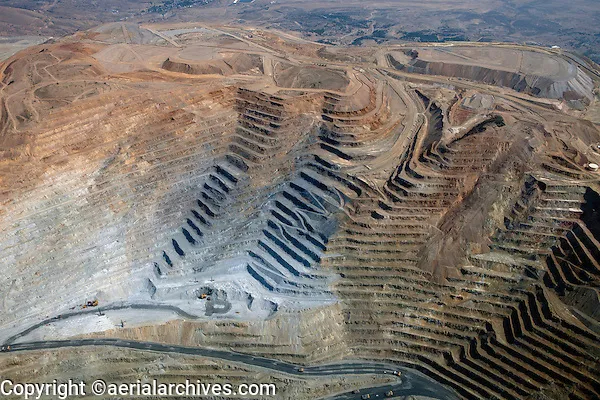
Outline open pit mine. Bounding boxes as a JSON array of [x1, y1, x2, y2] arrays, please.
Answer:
[[1, 23, 600, 400]]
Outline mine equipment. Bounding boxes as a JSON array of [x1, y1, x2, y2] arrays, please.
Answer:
[[82, 299, 99, 308]]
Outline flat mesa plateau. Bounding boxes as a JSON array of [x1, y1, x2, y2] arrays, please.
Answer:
[[1, 22, 600, 400]]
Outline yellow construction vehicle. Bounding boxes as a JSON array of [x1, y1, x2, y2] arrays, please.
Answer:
[[82, 299, 99, 309]]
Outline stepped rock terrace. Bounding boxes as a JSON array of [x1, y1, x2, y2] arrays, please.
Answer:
[[0, 23, 599, 400]]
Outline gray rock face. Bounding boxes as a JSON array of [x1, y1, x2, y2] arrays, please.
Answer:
[[149, 90, 351, 318]]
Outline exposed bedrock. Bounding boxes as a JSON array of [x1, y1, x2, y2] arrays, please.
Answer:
[[388, 52, 594, 102], [2, 35, 600, 400], [149, 89, 358, 318], [322, 86, 600, 399]]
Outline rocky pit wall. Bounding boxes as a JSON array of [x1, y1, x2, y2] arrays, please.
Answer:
[[1, 26, 600, 400]]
